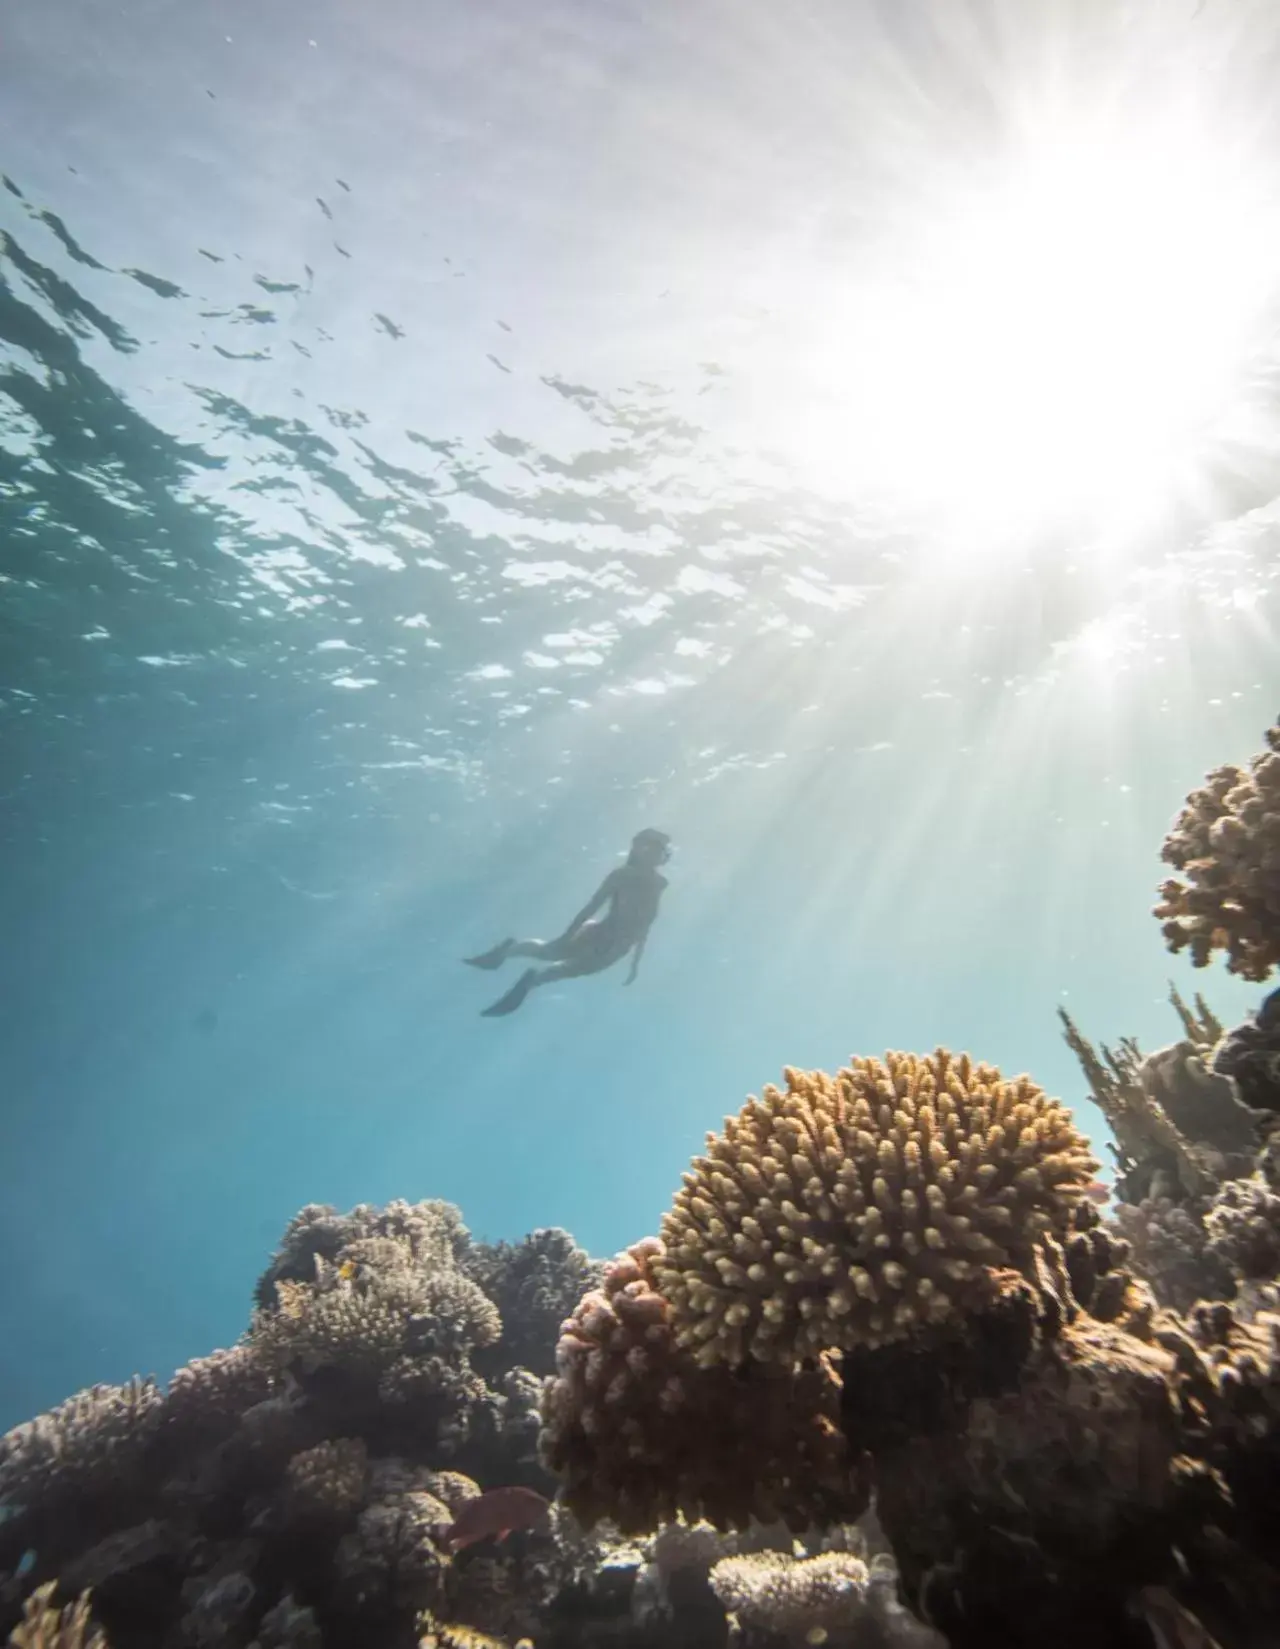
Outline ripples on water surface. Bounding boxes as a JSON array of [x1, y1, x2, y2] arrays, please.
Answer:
[[1, 0, 1278, 1420]]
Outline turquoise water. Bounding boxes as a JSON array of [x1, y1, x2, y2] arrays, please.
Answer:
[[1, 0, 1278, 1430]]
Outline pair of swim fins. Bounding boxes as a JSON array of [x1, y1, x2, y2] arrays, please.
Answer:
[[464, 941, 533, 1016]]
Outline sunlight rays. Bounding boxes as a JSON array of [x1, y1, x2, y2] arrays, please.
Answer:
[[746, 20, 1280, 559]]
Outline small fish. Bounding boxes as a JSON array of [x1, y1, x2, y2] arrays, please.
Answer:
[[443, 1486, 550, 1552], [336, 1259, 358, 1282], [1084, 1180, 1112, 1206]]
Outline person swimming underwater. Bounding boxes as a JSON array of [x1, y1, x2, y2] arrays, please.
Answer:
[[464, 828, 671, 1017]]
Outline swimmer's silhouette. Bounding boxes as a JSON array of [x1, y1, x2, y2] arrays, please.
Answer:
[[465, 829, 671, 1017]]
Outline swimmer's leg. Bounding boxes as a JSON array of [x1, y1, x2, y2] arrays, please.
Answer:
[[478, 952, 603, 1017], [480, 968, 540, 1017], [464, 935, 568, 970]]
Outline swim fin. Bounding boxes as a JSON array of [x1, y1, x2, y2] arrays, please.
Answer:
[[464, 939, 514, 970], [481, 968, 537, 1017]]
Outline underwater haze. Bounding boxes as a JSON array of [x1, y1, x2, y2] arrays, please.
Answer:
[[1, 0, 1279, 1429]]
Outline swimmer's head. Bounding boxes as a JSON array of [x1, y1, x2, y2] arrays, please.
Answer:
[[629, 828, 672, 866]]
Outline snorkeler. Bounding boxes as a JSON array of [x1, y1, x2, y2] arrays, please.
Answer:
[[464, 828, 672, 1017]]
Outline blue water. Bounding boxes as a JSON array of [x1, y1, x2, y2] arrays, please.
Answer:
[[2, 0, 1278, 1430]]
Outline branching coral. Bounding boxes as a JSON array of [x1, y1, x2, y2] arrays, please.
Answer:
[[464, 1229, 602, 1378], [1111, 1197, 1235, 1312], [1155, 718, 1280, 980], [540, 1237, 864, 1534], [1205, 1175, 1280, 1281], [1059, 1000, 1256, 1202], [653, 1050, 1097, 1364], [248, 1206, 499, 1442], [282, 1439, 369, 1523], [0, 1379, 165, 1525], [7, 1586, 106, 1649], [0, 1202, 582, 1649], [255, 1202, 472, 1312], [334, 1493, 451, 1613], [709, 1550, 870, 1643], [1213, 986, 1280, 1114]]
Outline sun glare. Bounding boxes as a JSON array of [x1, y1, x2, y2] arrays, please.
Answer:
[[778, 99, 1280, 551]]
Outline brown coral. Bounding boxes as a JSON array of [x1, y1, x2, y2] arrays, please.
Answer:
[[7, 1586, 106, 1649], [282, 1439, 369, 1522], [1155, 718, 1280, 981], [540, 1237, 864, 1534], [248, 1214, 499, 1421], [708, 1550, 870, 1643], [653, 1050, 1098, 1364], [0, 1378, 164, 1515], [334, 1493, 451, 1612]]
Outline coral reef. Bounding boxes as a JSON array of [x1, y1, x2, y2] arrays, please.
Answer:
[[1213, 986, 1280, 1114], [1206, 1175, 1280, 1281], [653, 1050, 1098, 1364], [463, 1229, 602, 1379], [540, 1236, 864, 1533], [1060, 990, 1256, 1204], [539, 1038, 1280, 1647], [0, 1201, 572, 1649], [1111, 1196, 1235, 1312], [1155, 717, 1280, 981]]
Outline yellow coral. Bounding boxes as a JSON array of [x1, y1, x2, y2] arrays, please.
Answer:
[[417, 1612, 516, 1649], [655, 1050, 1098, 1363], [8, 1586, 106, 1649]]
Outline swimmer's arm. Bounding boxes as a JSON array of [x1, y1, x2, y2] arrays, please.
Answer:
[[562, 869, 620, 938]]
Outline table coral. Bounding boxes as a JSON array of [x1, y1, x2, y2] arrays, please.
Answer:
[[653, 1050, 1097, 1365], [1155, 718, 1280, 981]]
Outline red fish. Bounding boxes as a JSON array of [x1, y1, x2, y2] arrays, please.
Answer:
[[444, 1486, 551, 1552], [1084, 1180, 1112, 1206]]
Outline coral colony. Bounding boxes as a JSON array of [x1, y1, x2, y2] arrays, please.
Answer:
[[3, 717, 1280, 1649]]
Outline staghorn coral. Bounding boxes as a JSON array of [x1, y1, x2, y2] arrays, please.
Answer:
[[1155, 718, 1280, 981], [464, 1229, 602, 1379], [709, 1550, 870, 1644], [540, 1237, 864, 1534], [1059, 1000, 1256, 1203], [7, 1587, 106, 1649], [653, 1050, 1097, 1364]]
